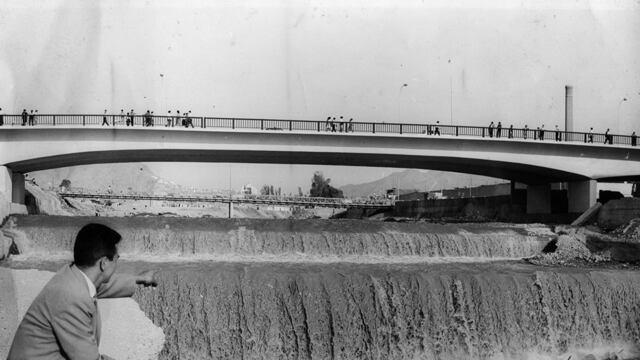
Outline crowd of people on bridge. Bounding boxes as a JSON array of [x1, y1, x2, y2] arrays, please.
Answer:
[[483, 121, 637, 146], [1, 106, 637, 147], [325, 116, 354, 133], [98, 109, 196, 128]]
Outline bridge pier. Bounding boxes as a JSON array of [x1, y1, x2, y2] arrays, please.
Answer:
[[567, 180, 597, 213], [526, 184, 551, 214], [0, 166, 27, 221]]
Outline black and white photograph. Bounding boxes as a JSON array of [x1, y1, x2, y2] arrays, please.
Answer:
[[0, 0, 639, 359]]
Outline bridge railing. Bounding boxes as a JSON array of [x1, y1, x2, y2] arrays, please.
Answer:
[[1, 113, 637, 147]]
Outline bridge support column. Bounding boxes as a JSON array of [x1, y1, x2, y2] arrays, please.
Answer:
[[527, 184, 551, 214], [11, 173, 25, 205], [567, 180, 597, 213], [0, 166, 27, 221], [0, 166, 25, 204]]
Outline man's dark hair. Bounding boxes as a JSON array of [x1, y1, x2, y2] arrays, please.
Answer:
[[73, 223, 121, 267]]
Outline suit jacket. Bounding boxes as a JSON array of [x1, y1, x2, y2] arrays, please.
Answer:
[[8, 264, 137, 360]]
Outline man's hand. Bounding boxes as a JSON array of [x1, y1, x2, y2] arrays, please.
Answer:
[[135, 270, 158, 287]]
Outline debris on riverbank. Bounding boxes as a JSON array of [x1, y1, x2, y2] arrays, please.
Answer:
[[527, 218, 640, 267]]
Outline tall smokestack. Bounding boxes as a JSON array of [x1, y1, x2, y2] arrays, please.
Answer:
[[565, 85, 573, 131]]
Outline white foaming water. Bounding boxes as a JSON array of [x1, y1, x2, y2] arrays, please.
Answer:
[[8, 252, 521, 265], [488, 342, 639, 360]]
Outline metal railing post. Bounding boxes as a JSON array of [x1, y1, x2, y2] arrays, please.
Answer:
[[372, 123, 376, 134], [289, 120, 292, 131], [202, 117, 205, 128], [261, 119, 264, 130], [317, 121, 320, 132], [53, 115, 56, 126], [482, 128, 485, 137], [399, 124, 403, 134], [456, 126, 458, 136], [232, 119, 235, 129], [82, 115, 86, 126]]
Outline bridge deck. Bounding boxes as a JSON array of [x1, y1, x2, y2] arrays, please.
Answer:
[[1, 113, 636, 147]]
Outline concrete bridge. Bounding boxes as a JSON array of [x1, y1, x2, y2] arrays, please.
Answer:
[[1, 116, 639, 219]]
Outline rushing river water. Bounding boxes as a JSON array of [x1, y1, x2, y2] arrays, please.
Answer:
[[2, 215, 640, 359]]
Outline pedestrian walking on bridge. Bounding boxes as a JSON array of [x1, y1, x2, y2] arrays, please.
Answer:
[[102, 109, 109, 126], [604, 128, 612, 144]]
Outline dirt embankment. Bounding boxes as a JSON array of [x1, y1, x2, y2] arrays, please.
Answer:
[[527, 219, 640, 267]]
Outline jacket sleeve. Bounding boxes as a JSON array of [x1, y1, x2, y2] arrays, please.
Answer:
[[50, 298, 101, 360], [97, 273, 137, 298]]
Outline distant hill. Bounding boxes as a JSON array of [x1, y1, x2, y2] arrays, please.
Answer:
[[28, 163, 184, 194], [339, 169, 504, 198]]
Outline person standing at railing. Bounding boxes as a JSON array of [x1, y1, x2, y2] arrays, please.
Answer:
[[339, 116, 344, 132], [554, 125, 561, 142], [325, 116, 331, 131], [130, 109, 135, 126], [102, 109, 109, 126], [508, 124, 513, 138], [632, 131, 637, 146], [175, 110, 181, 127], [143, 110, 151, 127], [588, 127, 594, 143], [166, 110, 172, 127], [119, 109, 125, 126], [488, 121, 494, 138], [497, 122, 502, 138], [348, 118, 353, 133], [539, 124, 545, 141], [185, 111, 194, 128], [330, 117, 336, 132], [28, 110, 35, 126], [434, 121, 441, 136], [21, 109, 28, 126]]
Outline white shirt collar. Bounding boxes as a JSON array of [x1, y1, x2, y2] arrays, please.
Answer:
[[78, 268, 97, 298]]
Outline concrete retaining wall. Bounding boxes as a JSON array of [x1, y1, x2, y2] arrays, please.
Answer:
[[597, 198, 640, 230]]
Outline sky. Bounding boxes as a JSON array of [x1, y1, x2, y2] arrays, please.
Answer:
[[1, 0, 639, 191]]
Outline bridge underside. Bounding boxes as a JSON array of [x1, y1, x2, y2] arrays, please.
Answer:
[[7, 149, 591, 185]]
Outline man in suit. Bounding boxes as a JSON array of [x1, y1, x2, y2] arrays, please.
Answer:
[[8, 223, 158, 360]]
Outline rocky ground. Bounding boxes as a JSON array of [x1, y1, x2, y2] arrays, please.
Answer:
[[25, 182, 338, 220], [526, 218, 640, 269]]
